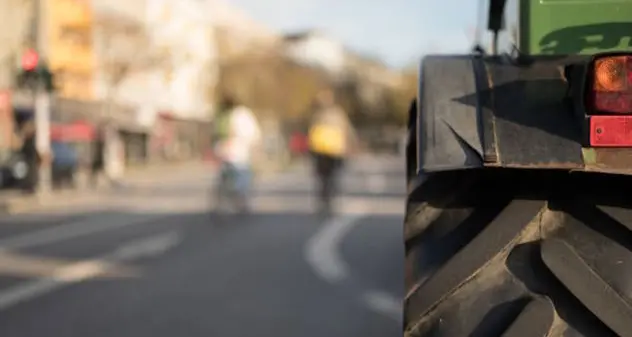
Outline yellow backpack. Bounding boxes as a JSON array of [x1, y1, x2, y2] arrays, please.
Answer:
[[308, 123, 346, 156]]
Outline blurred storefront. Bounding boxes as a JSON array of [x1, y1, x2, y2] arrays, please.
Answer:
[[55, 98, 151, 170], [150, 112, 210, 163], [12, 93, 152, 169], [10, 89, 214, 182]]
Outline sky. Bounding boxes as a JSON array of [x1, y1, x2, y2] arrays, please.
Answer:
[[225, 0, 480, 68]]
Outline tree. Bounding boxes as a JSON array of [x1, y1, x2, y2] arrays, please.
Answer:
[[384, 70, 417, 126], [214, 40, 329, 123]]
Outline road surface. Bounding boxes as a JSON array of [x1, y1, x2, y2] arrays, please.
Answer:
[[0, 155, 405, 337]]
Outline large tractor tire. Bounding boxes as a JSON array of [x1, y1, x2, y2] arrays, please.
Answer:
[[404, 168, 632, 337]]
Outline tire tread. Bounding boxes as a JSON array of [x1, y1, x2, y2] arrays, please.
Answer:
[[404, 171, 632, 336]]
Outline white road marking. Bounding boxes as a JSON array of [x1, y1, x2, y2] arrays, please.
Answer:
[[111, 231, 182, 260], [0, 278, 60, 310], [363, 290, 402, 321], [0, 213, 164, 250], [305, 215, 363, 283], [305, 208, 403, 322], [0, 231, 181, 311]]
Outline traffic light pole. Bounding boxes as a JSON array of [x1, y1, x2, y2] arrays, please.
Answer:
[[34, 84, 52, 196], [33, 0, 52, 196]]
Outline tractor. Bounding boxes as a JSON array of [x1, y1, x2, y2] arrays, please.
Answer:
[[404, 0, 632, 336]]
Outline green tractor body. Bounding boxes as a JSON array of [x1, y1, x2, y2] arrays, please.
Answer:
[[410, 0, 632, 182], [404, 1, 632, 336], [506, 0, 632, 55]]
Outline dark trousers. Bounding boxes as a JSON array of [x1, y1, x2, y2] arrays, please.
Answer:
[[312, 152, 344, 212], [90, 160, 104, 188], [22, 157, 39, 193]]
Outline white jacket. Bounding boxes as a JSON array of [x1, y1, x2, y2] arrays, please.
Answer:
[[216, 106, 261, 165]]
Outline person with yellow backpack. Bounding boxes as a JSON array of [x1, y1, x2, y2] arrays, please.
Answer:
[[307, 89, 358, 216]]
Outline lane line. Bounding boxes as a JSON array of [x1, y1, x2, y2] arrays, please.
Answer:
[[0, 231, 181, 311], [304, 209, 403, 322], [0, 213, 166, 250]]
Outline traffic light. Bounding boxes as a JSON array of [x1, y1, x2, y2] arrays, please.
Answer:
[[16, 67, 38, 90], [15, 49, 55, 93], [21, 49, 38, 71], [38, 66, 55, 92], [16, 66, 55, 93]]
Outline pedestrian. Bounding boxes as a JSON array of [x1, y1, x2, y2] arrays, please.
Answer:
[[212, 94, 261, 212], [90, 123, 106, 188], [307, 89, 358, 216], [19, 121, 39, 193]]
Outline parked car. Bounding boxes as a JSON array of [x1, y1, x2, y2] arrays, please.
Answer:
[[51, 141, 78, 189], [0, 152, 29, 188], [0, 141, 80, 190]]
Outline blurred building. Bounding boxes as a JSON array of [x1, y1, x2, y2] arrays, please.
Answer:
[[9, 0, 98, 107], [88, 0, 221, 165], [43, 0, 95, 101], [208, 0, 279, 60], [144, 0, 218, 162], [0, 0, 35, 90], [88, 0, 281, 165], [7, 0, 284, 170], [91, 0, 155, 169], [0, 0, 34, 158], [9, 0, 105, 173]]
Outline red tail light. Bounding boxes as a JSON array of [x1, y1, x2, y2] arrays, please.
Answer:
[[591, 55, 632, 114]]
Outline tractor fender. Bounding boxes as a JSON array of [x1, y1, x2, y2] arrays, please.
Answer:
[[416, 55, 486, 173], [483, 56, 584, 169]]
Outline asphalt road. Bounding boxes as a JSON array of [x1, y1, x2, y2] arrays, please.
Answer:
[[0, 154, 405, 337]]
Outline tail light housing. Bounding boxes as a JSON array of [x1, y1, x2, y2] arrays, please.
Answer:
[[590, 55, 632, 114], [588, 54, 632, 146]]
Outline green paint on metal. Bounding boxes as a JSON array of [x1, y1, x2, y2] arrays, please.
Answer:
[[582, 148, 597, 164], [520, 0, 632, 55]]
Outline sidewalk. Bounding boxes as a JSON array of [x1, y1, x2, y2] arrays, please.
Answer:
[[0, 160, 214, 215], [0, 189, 106, 215], [122, 160, 215, 184], [0, 158, 299, 215]]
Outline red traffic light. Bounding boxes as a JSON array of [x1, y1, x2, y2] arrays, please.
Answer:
[[21, 49, 39, 71]]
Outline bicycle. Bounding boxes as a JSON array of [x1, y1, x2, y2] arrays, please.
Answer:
[[211, 162, 251, 215]]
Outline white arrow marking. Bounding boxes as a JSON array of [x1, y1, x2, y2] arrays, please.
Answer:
[[305, 215, 362, 283], [305, 209, 403, 322]]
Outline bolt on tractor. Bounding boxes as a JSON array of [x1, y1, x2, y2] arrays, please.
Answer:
[[404, 0, 632, 336]]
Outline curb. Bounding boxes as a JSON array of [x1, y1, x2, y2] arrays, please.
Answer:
[[0, 163, 210, 215], [0, 159, 302, 215], [123, 161, 213, 181], [0, 191, 105, 215]]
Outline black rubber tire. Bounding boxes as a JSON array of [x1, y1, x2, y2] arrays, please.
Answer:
[[404, 168, 632, 337], [405, 99, 417, 183]]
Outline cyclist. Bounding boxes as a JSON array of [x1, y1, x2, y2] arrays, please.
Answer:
[[212, 95, 261, 212], [307, 89, 358, 216]]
